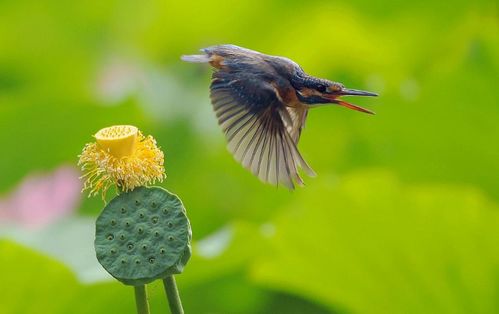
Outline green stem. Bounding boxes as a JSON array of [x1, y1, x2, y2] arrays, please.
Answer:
[[134, 285, 150, 314], [163, 276, 184, 314]]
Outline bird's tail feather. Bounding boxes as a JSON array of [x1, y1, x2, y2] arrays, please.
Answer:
[[181, 54, 210, 63]]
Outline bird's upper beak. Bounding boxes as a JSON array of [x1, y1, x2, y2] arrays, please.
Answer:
[[324, 87, 378, 114]]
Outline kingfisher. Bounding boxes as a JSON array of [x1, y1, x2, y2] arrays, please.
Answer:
[[182, 44, 377, 189]]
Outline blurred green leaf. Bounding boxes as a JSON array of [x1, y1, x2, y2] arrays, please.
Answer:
[[0, 240, 136, 314], [252, 170, 499, 314], [1, 240, 80, 313]]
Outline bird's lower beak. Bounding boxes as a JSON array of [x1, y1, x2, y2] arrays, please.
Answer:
[[333, 99, 375, 114], [325, 88, 378, 115]]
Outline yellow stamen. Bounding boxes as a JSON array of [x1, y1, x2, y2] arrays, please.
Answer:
[[95, 125, 138, 158], [78, 125, 166, 200]]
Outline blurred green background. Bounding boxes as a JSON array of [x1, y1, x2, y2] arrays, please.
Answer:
[[1, 0, 498, 313]]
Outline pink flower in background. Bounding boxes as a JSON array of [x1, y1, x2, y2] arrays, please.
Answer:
[[0, 166, 82, 228]]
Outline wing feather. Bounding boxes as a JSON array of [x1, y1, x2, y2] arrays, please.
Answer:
[[283, 106, 308, 143], [210, 71, 314, 188]]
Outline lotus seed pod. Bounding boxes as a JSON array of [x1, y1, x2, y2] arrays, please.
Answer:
[[95, 186, 192, 286]]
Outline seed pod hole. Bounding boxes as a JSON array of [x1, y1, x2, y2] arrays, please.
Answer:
[[138, 227, 144, 234], [142, 244, 147, 250], [152, 217, 158, 224], [107, 234, 114, 240], [127, 243, 134, 250], [121, 207, 126, 214], [121, 259, 126, 264], [148, 257, 155, 264], [168, 222, 173, 228], [135, 259, 141, 264], [139, 213, 144, 219], [154, 231, 160, 237], [162, 208, 168, 214], [168, 236, 174, 241], [110, 219, 116, 226], [151, 202, 157, 208], [119, 234, 126, 240], [110, 248, 117, 254], [160, 248, 166, 254], [125, 221, 130, 227], [135, 200, 140, 206]]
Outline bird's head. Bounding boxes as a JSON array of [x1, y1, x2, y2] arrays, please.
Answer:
[[296, 79, 378, 114]]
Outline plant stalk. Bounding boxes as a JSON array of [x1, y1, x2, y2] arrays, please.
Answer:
[[163, 276, 184, 314], [134, 285, 150, 314]]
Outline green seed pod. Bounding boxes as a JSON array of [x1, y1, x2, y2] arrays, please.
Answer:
[[95, 186, 192, 286]]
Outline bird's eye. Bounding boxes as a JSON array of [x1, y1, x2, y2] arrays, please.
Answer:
[[317, 85, 327, 93]]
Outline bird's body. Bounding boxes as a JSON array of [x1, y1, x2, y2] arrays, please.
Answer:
[[182, 45, 377, 188]]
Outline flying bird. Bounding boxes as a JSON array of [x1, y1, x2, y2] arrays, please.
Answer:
[[182, 44, 377, 189]]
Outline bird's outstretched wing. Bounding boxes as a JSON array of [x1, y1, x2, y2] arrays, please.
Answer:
[[209, 70, 315, 189]]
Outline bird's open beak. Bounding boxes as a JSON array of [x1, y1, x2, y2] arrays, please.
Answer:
[[325, 88, 378, 115]]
